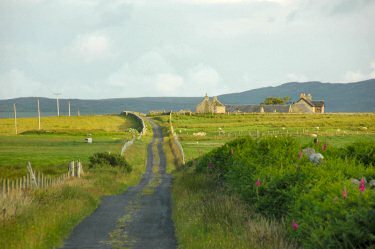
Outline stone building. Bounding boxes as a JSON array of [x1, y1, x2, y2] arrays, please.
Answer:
[[292, 93, 325, 113], [196, 94, 226, 114], [225, 104, 292, 113]]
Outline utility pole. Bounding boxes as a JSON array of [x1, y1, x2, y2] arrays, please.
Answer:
[[77, 109, 80, 116], [14, 103, 17, 134], [68, 101, 71, 117], [37, 99, 41, 130], [54, 93, 61, 117]]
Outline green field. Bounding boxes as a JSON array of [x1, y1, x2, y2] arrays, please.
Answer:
[[0, 114, 141, 179], [0, 114, 150, 249], [167, 113, 375, 249], [167, 113, 375, 160]]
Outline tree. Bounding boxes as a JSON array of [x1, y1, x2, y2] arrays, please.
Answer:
[[261, 97, 285, 105], [260, 96, 291, 105]]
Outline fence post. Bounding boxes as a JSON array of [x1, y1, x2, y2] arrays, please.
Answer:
[[26, 162, 37, 186], [69, 161, 75, 177]]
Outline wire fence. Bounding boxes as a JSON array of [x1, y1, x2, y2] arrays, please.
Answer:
[[1, 161, 83, 197]]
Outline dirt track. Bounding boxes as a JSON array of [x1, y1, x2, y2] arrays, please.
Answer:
[[60, 119, 177, 249]]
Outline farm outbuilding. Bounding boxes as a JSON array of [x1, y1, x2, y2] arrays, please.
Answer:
[[292, 93, 325, 113], [196, 94, 226, 114]]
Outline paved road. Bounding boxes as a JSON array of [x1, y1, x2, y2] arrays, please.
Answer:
[[60, 119, 177, 249]]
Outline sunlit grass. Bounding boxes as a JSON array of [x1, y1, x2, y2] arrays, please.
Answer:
[[0, 114, 141, 135]]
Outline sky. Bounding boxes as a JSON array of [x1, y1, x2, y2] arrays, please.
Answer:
[[0, 0, 374, 99]]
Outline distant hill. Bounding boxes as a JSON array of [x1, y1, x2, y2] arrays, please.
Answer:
[[219, 79, 375, 113], [0, 79, 374, 118], [0, 97, 201, 118]]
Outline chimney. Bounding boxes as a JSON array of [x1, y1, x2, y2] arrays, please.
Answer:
[[300, 93, 306, 99], [307, 93, 312, 100]]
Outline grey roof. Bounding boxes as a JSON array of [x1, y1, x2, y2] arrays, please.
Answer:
[[261, 105, 291, 113], [311, 100, 325, 107], [225, 105, 261, 112], [225, 104, 291, 113], [298, 98, 325, 107]]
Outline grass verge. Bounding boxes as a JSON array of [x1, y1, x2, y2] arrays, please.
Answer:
[[172, 167, 296, 249]]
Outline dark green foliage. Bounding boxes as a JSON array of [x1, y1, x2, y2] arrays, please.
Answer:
[[346, 141, 375, 166], [261, 97, 288, 105], [194, 136, 375, 248], [89, 152, 132, 173]]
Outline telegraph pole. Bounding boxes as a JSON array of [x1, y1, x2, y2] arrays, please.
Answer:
[[14, 104, 17, 134], [54, 93, 61, 117], [68, 101, 71, 117], [37, 99, 41, 130]]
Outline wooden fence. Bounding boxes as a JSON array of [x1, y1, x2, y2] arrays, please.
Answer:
[[169, 112, 185, 165], [1, 161, 83, 196]]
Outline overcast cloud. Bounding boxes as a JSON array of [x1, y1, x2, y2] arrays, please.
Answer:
[[0, 0, 374, 99]]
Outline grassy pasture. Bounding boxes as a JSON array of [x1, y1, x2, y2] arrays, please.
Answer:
[[168, 113, 375, 160], [0, 114, 150, 249], [0, 114, 140, 179], [0, 114, 141, 135]]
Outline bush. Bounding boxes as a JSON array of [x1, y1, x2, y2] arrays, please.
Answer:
[[89, 152, 132, 173], [346, 141, 375, 166], [193, 136, 375, 248]]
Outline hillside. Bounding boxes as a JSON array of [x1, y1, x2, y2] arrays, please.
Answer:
[[220, 79, 375, 113], [1, 79, 374, 117]]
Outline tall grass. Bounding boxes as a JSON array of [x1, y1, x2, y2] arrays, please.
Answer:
[[172, 168, 296, 249]]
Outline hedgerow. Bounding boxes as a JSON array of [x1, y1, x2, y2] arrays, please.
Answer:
[[192, 136, 375, 248]]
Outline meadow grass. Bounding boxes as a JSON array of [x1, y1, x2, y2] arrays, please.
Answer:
[[172, 167, 297, 249], [0, 135, 128, 179], [0, 114, 141, 179], [0, 114, 141, 135], [170, 113, 375, 140], [0, 135, 151, 249], [0, 114, 150, 249], [166, 113, 375, 161]]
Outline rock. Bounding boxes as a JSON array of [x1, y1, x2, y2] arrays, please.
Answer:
[[369, 180, 375, 189], [309, 153, 324, 165], [350, 178, 360, 185], [302, 147, 315, 157]]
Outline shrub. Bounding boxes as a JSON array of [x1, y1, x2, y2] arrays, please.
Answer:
[[193, 136, 375, 248], [89, 152, 132, 173], [346, 141, 375, 166]]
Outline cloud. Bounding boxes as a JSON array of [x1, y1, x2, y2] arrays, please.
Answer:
[[174, 0, 293, 4], [0, 69, 45, 99], [286, 73, 308, 82], [70, 33, 112, 62], [155, 74, 184, 95], [105, 49, 224, 97], [187, 64, 221, 89], [343, 61, 375, 82]]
